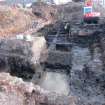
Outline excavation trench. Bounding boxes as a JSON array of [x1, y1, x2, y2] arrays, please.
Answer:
[[0, 22, 105, 104], [34, 23, 105, 104], [41, 36, 102, 94]]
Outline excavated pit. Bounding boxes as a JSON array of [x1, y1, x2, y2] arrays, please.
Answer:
[[0, 21, 105, 104], [37, 22, 105, 104]]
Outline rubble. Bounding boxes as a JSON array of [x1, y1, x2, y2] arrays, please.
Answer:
[[57, 2, 83, 22], [0, 2, 57, 38], [0, 72, 77, 105], [32, 2, 57, 22], [0, 5, 33, 37]]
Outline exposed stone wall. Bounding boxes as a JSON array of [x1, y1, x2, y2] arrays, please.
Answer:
[[0, 36, 47, 80]]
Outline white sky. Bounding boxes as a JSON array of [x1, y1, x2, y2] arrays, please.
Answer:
[[53, 0, 72, 5], [6, 0, 72, 5]]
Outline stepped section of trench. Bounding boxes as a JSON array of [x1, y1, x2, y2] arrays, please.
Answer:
[[38, 22, 105, 105]]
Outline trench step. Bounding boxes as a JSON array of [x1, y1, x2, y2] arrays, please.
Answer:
[[48, 42, 72, 45], [56, 44, 72, 51], [45, 63, 71, 74], [47, 50, 71, 66]]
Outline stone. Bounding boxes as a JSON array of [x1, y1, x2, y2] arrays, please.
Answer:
[[0, 72, 77, 105], [0, 36, 47, 80]]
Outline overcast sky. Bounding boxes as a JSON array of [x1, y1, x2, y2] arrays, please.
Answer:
[[6, 0, 36, 4], [53, 0, 72, 4], [6, 0, 72, 5]]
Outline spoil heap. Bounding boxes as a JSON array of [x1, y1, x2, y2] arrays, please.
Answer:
[[57, 2, 83, 23], [32, 2, 57, 22], [0, 72, 77, 105], [0, 6, 33, 37], [0, 3, 57, 38]]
